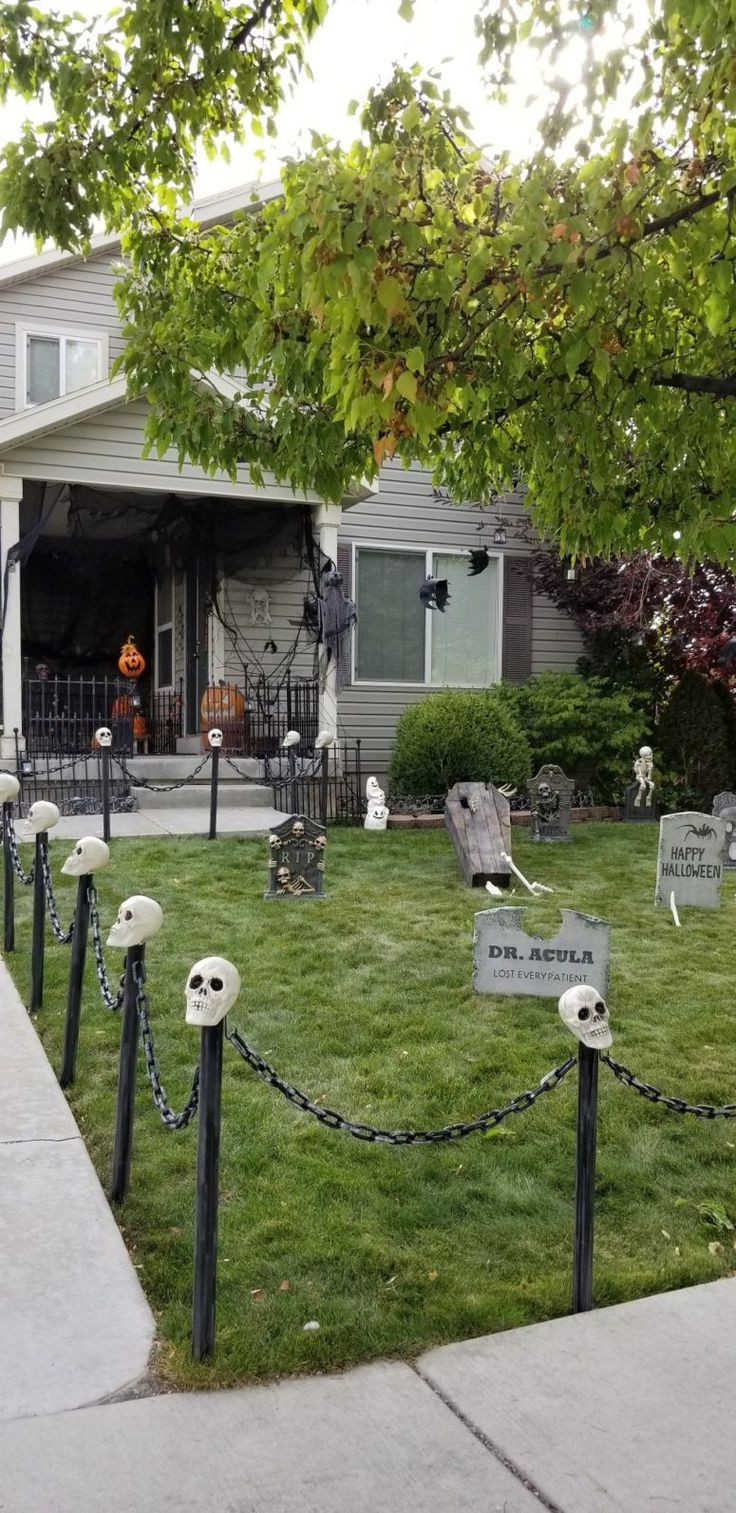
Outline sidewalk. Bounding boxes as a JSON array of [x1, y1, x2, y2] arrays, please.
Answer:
[[50, 805, 284, 841], [2, 956, 735, 1511]]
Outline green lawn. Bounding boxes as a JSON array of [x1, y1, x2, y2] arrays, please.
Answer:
[[7, 823, 736, 1387]]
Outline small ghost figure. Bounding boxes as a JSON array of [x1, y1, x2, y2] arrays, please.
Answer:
[[633, 745, 655, 808], [107, 895, 163, 948], [61, 836, 110, 877], [558, 985, 612, 1050], [364, 774, 390, 832], [22, 800, 60, 840]]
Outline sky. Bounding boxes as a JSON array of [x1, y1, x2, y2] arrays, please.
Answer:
[[0, 0, 615, 266]]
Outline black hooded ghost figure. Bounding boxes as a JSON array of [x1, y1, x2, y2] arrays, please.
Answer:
[[317, 569, 357, 689], [419, 577, 450, 612]]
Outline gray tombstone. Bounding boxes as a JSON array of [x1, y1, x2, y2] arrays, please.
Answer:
[[654, 811, 726, 910], [624, 781, 658, 822], [713, 792, 736, 870], [473, 906, 610, 999], [528, 764, 574, 842], [264, 814, 327, 900]]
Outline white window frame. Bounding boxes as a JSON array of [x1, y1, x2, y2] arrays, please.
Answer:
[[351, 541, 504, 688], [154, 575, 175, 693], [16, 321, 109, 409]]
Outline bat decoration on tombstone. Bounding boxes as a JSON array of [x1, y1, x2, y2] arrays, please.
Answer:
[[467, 548, 490, 577], [419, 577, 450, 612]]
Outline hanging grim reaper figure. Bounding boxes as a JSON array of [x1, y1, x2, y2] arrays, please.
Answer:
[[317, 568, 357, 691]]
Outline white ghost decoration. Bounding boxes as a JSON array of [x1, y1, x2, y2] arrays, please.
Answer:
[[22, 800, 60, 839], [185, 956, 241, 1027], [0, 771, 20, 804], [365, 775, 385, 805], [61, 836, 111, 877], [364, 802, 389, 832], [558, 985, 612, 1049], [107, 895, 163, 948], [95, 726, 113, 748], [208, 728, 223, 749]]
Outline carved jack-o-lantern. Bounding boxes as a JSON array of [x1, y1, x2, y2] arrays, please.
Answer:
[[118, 635, 146, 680]]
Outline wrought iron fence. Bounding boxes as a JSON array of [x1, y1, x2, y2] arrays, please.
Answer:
[[264, 738, 365, 825], [14, 738, 132, 816], [199, 671, 319, 757], [22, 675, 184, 756]]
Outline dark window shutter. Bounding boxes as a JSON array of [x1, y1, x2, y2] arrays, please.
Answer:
[[502, 556, 533, 684], [336, 540, 353, 687]]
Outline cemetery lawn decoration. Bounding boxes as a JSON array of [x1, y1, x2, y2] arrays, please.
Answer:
[[624, 745, 658, 823], [12, 826, 736, 1390], [473, 907, 610, 1000], [655, 812, 726, 910], [265, 815, 327, 900], [712, 792, 736, 870], [528, 765, 574, 843], [444, 782, 512, 889]]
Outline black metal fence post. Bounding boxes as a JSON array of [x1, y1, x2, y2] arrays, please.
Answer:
[[208, 745, 220, 841], [572, 1044, 599, 1313], [288, 747, 297, 815], [30, 832, 47, 1011], [192, 1018, 224, 1360], [3, 802, 14, 952], [110, 944, 144, 1202], [59, 875, 92, 1088], [101, 746, 111, 843], [320, 749, 329, 827]]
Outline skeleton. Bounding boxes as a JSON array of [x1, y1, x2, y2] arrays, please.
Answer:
[[633, 745, 655, 808], [107, 894, 163, 948], [95, 726, 112, 749], [22, 800, 60, 839], [276, 865, 292, 891], [558, 985, 612, 1049], [247, 587, 272, 627], [185, 956, 241, 1027], [275, 864, 314, 896], [531, 781, 559, 840], [207, 728, 223, 749], [61, 836, 110, 876], [0, 771, 20, 804]]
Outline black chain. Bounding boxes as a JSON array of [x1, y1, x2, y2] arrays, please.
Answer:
[[602, 1054, 736, 1119], [133, 960, 200, 1130], [40, 845, 75, 944], [227, 1028, 576, 1144], [6, 818, 35, 885], [115, 750, 211, 792], [88, 884, 125, 1010], [222, 753, 264, 782]]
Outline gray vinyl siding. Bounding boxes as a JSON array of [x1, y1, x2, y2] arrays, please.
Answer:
[[221, 565, 314, 685], [0, 254, 123, 417], [336, 459, 584, 775]]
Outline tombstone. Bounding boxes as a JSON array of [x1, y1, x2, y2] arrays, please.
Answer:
[[444, 782, 512, 888], [654, 811, 726, 910], [713, 792, 736, 870], [624, 744, 658, 821], [527, 764, 574, 842], [473, 907, 610, 999], [264, 815, 327, 900]]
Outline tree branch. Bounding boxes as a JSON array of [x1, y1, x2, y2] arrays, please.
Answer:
[[650, 371, 736, 396]]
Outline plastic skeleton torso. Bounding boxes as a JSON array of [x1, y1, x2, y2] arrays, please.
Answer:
[[633, 754, 655, 807]]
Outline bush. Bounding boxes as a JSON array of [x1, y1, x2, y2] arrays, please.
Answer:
[[389, 688, 531, 796], [656, 671, 735, 811], [502, 672, 646, 801]]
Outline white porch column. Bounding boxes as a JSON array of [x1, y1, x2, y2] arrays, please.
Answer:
[[314, 502, 343, 740], [0, 474, 25, 760]]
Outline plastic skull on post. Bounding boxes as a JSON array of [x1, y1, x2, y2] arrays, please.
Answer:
[[95, 726, 113, 749], [107, 895, 163, 948], [185, 957, 241, 1027], [61, 837, 111, 877], [558, 985, 612, 1049], [22, 801, 60, 839], [0, 772, 20, 804], [208, 728, 223, 749]]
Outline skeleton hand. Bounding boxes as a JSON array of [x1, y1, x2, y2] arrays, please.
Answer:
[[497, 784, 516, 798]]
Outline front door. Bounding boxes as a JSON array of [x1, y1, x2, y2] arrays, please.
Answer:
[[185, 563, 209, 736]]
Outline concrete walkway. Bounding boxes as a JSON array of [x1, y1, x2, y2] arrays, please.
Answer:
[[2, 958, 736, 1511], [50, 805, 283, 840]]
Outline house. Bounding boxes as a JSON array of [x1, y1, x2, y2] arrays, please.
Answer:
[[0, 181, 583, 784]]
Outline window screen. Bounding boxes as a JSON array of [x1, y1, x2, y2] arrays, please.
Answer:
[[355, 549, 426, 682]]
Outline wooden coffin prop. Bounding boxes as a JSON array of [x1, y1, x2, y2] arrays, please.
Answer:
[[444, 782, 512, 888]]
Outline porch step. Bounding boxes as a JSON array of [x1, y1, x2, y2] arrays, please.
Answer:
[[132, 782, 274, 811], [123, 755, 263, 783]]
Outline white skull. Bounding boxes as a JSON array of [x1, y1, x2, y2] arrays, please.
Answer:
[[95, 726, 113, 749], [558, 985, 612, 1049], [208, 728, 223, 749], [269, 833, 283, 850], [276, 866, 291, 889], [639, 745, 653, 759], [185, 956, 241, 1027], [61, 836, 110, 877], [292, 820, 305, 840], [107, 895, 163, 948], [0, 771, 20, 804], [314, 835, 327, 850], [22, 800, 60, 839], [366, 775, 385, 805]]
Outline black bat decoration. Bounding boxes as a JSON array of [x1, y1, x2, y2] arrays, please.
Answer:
[[419, 576, 451, 612], [467, 548, 490, 577], [263, 640, 277, 654], [717, 636, 736, 668]]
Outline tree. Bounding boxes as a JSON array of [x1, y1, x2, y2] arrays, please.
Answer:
[[2, 1, 736, 562]]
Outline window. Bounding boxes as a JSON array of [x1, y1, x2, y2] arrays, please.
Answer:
[[354, 546, 501, 686], [19, 325, 106, 406]]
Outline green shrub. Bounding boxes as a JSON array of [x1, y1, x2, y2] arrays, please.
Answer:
[[389, 688, 531, 795], [656, 671, 735, 811], [502, 672, 646, 801]]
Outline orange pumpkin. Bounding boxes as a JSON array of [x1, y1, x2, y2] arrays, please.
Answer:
[[200, 684, 245, 726], [118, 635, 146, 679], [133, 712, 148, 740]]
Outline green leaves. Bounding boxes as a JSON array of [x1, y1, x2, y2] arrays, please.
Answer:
[[376, 276, 407, 319]]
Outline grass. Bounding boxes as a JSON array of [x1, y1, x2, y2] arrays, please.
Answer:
[[6, 822, 736, 1388]]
